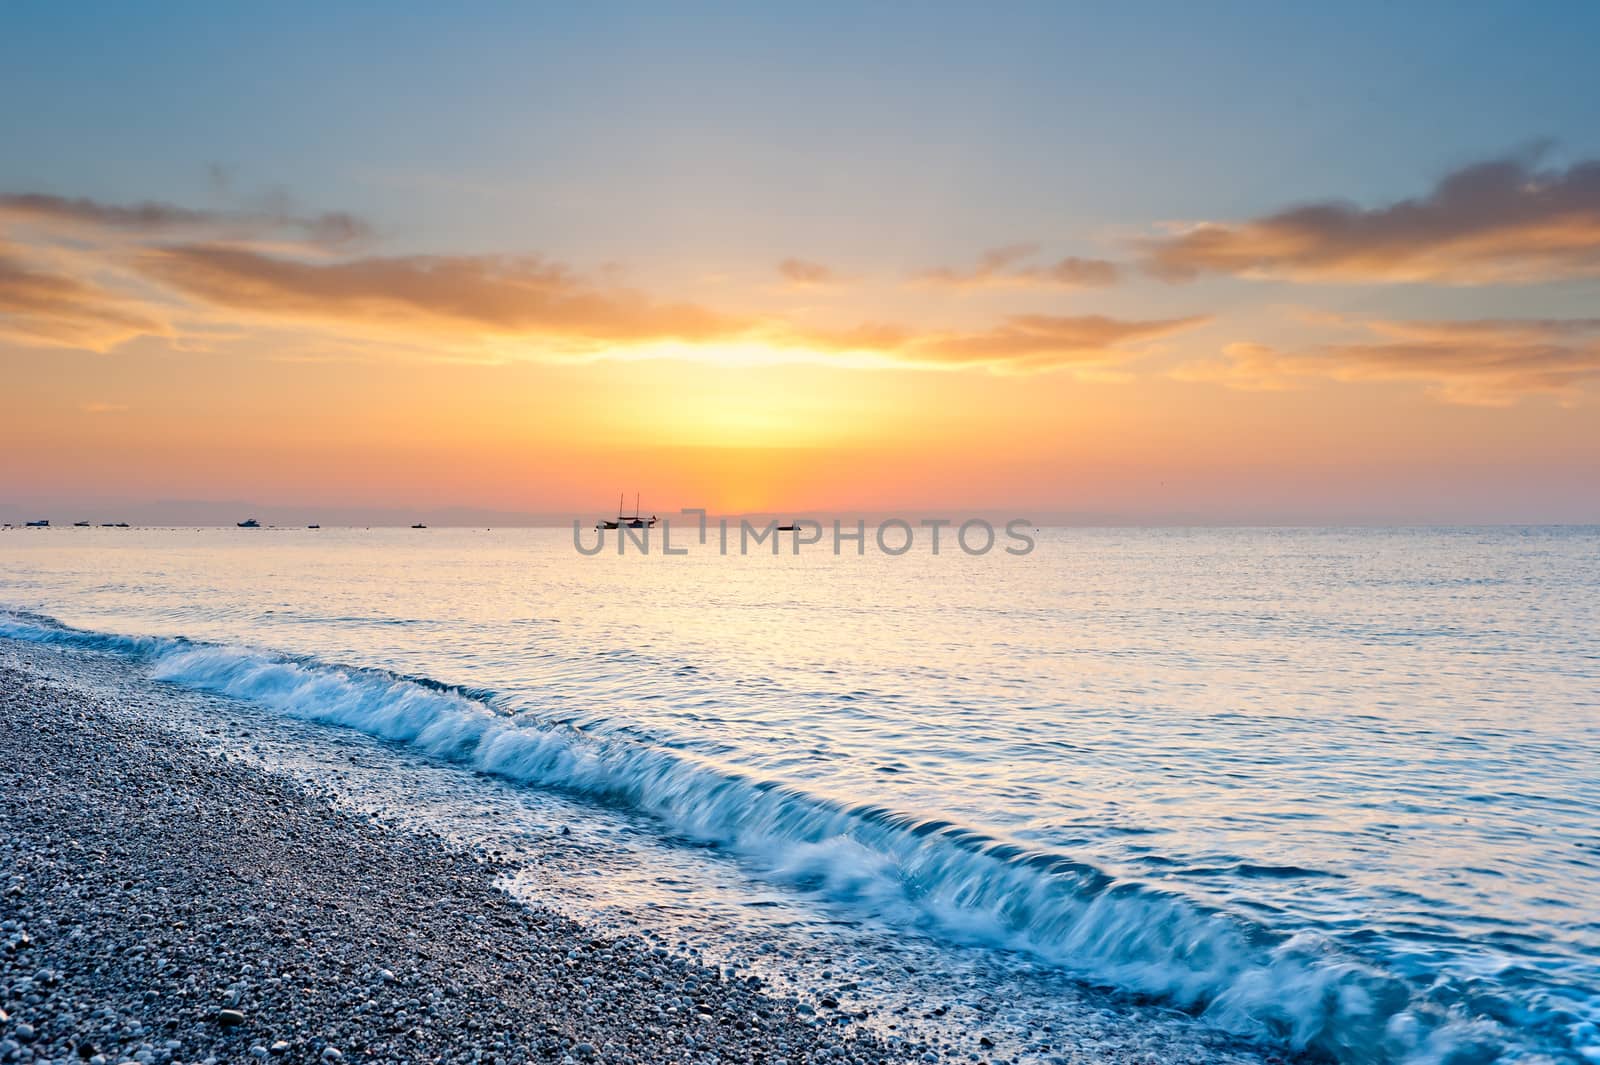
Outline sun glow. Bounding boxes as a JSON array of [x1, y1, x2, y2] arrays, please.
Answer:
[[597, 338, 896, 373], [579, 354, 897, 451]]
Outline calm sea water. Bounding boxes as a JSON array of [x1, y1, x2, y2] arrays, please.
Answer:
[[3, 526, 1597, 1063]]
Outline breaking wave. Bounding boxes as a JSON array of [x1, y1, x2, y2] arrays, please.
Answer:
[[2, 610, 1584, 1064]]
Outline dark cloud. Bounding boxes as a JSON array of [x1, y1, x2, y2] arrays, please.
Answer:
[[1142, 152, 1600, 285]]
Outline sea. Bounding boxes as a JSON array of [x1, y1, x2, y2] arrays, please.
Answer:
[[2, 525, 1597, 1064]]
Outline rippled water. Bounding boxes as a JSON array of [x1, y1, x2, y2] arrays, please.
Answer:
[[3, 526, 1597, 1062]]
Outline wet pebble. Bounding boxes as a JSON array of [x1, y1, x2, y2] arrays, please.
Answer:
[[0, 648, 925, 1065]]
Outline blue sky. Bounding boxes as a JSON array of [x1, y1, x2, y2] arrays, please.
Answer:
[[6, 1, 1599, 267]]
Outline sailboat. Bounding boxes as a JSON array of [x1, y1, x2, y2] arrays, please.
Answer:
[[595, 493, 657, 531]]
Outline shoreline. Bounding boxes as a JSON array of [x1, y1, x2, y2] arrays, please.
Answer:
[[0, 648, 922, 1065]]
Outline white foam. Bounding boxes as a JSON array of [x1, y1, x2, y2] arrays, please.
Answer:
[[1, 612, 1564, 1064]]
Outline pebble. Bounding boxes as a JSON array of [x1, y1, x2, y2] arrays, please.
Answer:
[[0, 647, 925, 1065]]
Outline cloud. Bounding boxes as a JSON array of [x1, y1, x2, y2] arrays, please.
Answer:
[[1172, 341, 1305, 392], [1176, 318, 1600, 404], [0, 192, 371, 250], [0, 241, 168, 351], [1141, 151, 1600, 285], [777, 258, 837, 287], [916, 244, 1120, 288], [140, 243, 1200, 371], [876, 313, 1204, 371], [139, 244, 743, 346], [0, 187, 1204, 375]]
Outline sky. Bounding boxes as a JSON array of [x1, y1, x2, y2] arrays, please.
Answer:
[[3, 1, 1600, 523]]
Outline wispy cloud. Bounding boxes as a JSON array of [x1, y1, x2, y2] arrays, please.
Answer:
[[0, 240, 169, 351], [146, 244, 1199, 372], [1176, 317, 1600, 404], [139, 244, 742, 346], [914, 244, 1120, 289], [748, 313, 1204, 376], [0, 192, 371, 250], [1141, 150, 1600, 285], [857, 313, 1204, 372], [1172, 342, 1305, 393], [777, 258, 837, 288], [0, 190, 1197, 375]]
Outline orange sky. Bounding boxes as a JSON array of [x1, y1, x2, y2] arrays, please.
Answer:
[[6, 315, 1598, 521], [4, 8, 1600, 522]]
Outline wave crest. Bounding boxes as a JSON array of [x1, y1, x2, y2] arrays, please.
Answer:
[[0, 611, 1545, 1063]]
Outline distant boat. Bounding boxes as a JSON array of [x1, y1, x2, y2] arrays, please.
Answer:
[[74, 521, 91, 527], [114, 522, 130, 528], [411, 523, 427, 529], [776, 524, 797, 532], [307, 524, 321, 529], [595, 493, 657, 531], [237, 518, 261, 528], [25, 519, 49, 527]]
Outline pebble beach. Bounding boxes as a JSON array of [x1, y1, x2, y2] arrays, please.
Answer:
[[0, 644, 923, 1065]]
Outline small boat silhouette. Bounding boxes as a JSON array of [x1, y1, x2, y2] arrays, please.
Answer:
[[595, 493, 657, 531], [411, 523, 427, 529], [237, 518, 261, 528], [307, 524, 321, 529]]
